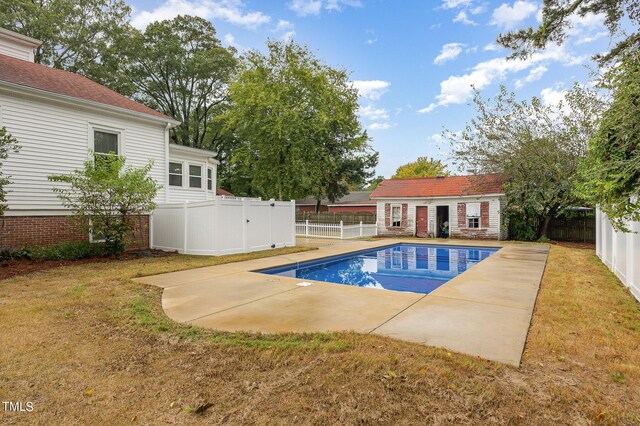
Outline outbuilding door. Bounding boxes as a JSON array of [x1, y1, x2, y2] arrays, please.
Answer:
[[416, 206, 428, 238]]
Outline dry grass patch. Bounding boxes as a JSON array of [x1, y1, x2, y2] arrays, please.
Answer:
[[0, 245, 638, 424]]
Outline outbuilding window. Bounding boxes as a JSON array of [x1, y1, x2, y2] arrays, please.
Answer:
[[466, 202, 480, 228], [169, 162, 183, 187], [189, 164, 202, 188], [207, 168, 213, 190], [391, 205, 402, 227]]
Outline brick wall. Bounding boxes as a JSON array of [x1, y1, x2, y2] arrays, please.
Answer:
[[453, 201, 495, 239], [380, 203, 413, 236], [0, 215, 150, 250]]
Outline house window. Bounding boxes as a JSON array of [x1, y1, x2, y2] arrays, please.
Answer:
[[169, 162, 183, 187], [93, 130, 118, 160], [207, 168, 213, 190], [391, 205, 401, 227], [466, 202, 480, 228], [189, 164, 202, 188]]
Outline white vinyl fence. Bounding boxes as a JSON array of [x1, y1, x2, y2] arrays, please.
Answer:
[[596, 207, 640, 302], [296, 220, 377, 239], [151, 197, 296, 256]]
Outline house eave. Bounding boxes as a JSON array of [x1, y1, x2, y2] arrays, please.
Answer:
[[371, 193, 506, 200], [0, 80, 181, 127]]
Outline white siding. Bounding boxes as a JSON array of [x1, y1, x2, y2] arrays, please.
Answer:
[[376, 195, 504, 240], [0, 88, 168, 214], [167, 148, 217, 203], [0, 43, 32, 61]]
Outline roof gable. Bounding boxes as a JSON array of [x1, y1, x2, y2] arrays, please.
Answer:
[[370, 174, 505, 199], [0, 53, 176, 122]]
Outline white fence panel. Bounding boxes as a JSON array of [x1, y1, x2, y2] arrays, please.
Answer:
[[596, 207, 640, 302], [150, 204, 184, 252], [296, 221, 378, 239], [152, 197, 296, 256]]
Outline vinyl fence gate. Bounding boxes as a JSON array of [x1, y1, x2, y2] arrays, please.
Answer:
[[151, 197, 296, 256]]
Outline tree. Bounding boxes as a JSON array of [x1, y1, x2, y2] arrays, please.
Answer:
[[225, 41, 377, 201], [448, 85, 604, 240], [497, 0, 639, 65], [121, 16, 238, 151], [392, 157, 449, 179], [0, 0, 132, 89], [49, 155, 160, 256], [580, 53, 640, 231], [0, 127, 20, 217]]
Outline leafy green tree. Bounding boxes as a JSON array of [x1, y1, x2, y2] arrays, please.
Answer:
[[392, 157, 449, 179], [448, 85, 604, 240], [225, 41, 377, 201], [0, 127, 20, 217], [497, 0, 639, 64], [121, 16, 238, 150], [0, 0, 132, 89], [580, 53, 640, 230], [49, 155, 160, 256]]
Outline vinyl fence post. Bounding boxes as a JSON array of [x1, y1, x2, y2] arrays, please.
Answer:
[[183, 201, 188, 254], [359, 221, 363, 237], [242, 198, 249, 253], [291, 200, 296, 246], [340, 220, 344, 239], [305, 219, 309, 237]]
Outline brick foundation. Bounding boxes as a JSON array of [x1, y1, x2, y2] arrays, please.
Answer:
[[0, 215, 150, 250]]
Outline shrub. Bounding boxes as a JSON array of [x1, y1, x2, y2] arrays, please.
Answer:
[[0, 241, 106, 262]]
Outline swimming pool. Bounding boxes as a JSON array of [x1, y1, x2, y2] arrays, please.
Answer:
[[259, 244, 499, 294]]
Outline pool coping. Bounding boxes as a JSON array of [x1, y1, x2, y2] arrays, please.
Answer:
[[134, 238, 548, 366]]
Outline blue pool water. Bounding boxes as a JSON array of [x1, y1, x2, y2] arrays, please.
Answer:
[[260, 244, 499, 295]]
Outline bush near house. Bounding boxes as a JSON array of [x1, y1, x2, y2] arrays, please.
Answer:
[[0, 241, 106, 262]]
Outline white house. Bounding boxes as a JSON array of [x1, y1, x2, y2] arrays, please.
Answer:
[[0, 28, 224, 249], [370, 174, 507, 240]]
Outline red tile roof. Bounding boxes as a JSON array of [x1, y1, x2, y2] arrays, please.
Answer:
[[0, 54, 176, 122], [370, 174, 505, 198], [216, 188, 234, 196]]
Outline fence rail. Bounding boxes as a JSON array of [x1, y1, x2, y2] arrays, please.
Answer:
[[546, 216, 596, 243], [296, 220, 378, 239], [296, 211, 376, 225]]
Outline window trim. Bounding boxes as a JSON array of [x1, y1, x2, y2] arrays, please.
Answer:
[[169, 161, 184, 187], [390, 204, 402, 227], [207, 167, 213, 191], [465, 202, 481, 229], [88, 123, 124, 159], [188, 163, 203, 189]]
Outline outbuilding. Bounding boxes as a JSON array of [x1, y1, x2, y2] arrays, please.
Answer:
[[370, 174, 506, 240]]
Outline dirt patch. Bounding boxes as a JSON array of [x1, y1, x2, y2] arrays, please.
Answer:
[[0, 250, 174, 281], [0, 245, 638, 424], [549, 240, 596, 250]]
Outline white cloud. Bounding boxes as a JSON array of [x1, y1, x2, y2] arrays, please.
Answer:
[[276, 19, 294, 32], [515, 65, 547, 88], [491, 1, 538, 29], [540, 85, 567, 108], [483, 42, 501, 51], [434, 43, 465, 64], [289, 0, 361, 16], [453, 10, 477, 25], [441, 0, 473, 9], [131, 0, 270, 30], [352, 80, 390, 100], [419, 44, 581, 113], [366, 37, 378, 45], [273, 20, 296, 42], [223, 33, 246, 51], [368, 122, 393, 130], [576, 31, 608, 45], [359, 105, 389, 121]]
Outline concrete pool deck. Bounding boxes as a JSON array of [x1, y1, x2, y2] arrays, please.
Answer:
[[134, 238, 549, 366]]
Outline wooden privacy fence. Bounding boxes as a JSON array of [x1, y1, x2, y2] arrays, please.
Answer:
[[545, 215, 596, 243], [296, 211, 376, 225]]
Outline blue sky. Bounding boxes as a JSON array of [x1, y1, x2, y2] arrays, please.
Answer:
[[127, 0, 613, 177]]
